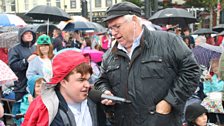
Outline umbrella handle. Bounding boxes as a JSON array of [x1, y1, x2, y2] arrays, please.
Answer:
[[47, 18, 49, 35]]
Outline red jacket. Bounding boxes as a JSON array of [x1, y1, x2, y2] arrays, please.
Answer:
[[22, 96, 49, 126]]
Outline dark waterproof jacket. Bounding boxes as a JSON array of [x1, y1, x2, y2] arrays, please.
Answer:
[[95, 26, 200, 126], [8, 27, 36, 100], [52, 35, 64, 52]]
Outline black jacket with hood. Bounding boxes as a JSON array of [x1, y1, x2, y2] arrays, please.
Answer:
[[95, 26, 200, 126], [8, 26, 36, 100]]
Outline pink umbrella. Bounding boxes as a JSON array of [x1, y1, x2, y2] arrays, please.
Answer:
[[82, 49, 104, 63], [0, 60, 18, 85]]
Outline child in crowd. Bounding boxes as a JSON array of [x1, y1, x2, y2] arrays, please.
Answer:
[[26, 34, 54, 82], [185, 103, 217, 126], [19, 75, 45, 123]]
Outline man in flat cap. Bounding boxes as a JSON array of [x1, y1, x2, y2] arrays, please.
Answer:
[[95, 2, 200, 126]]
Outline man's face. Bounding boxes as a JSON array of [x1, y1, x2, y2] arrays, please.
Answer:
[[22, 31, 33, 42], [108, 17, 134, 48], [61, 71, 91, 103]]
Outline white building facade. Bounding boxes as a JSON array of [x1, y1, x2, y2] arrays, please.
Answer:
[[0, 0, 122, 22]]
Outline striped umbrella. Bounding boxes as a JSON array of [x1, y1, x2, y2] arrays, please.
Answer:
[[0, 14, 27, 27]]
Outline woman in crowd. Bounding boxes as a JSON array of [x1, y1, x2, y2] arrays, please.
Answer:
[[26, 34, 54, 82]]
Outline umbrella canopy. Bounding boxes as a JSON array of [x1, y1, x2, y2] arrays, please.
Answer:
[[82, 49, 104, 63], [0, 60, 18, 85], [63, 21, 95, 31], [57, 16, 89, 30], [192, 28, 218, 35], [34, 24, 58, 33], [0, 14, 27, 27], [70, 16, 89, 22], [213, 24, 224, 33], [149, 8, 196, 27], [25, 5, 70, 22], [192, 44, 222, 69], [0, 31, 18, 48], [90, 22, 107, 33]]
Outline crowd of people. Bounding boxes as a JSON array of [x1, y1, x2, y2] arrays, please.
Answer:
[[0, 1, 224, 126]]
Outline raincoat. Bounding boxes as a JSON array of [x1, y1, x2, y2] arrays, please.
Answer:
[[8, 27, 36, 100]]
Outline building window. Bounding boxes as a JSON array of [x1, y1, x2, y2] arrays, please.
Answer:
[[70, 0, 76, 8], [11, 0, 16, 11], [47, 0, 51, 6], [56, 0, 61, 8], [24, 0, 29, 11], [95, 0, 101, 7], [106, 0, 112, 7]]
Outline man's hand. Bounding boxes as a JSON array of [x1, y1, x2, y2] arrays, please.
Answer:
[[156, 100, 172, 114], [101, 90, 116, 106]]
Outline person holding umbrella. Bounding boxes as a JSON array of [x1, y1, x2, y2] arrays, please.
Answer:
[[94, 2, 200, 126]]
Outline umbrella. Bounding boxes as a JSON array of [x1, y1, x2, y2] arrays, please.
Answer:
[[82, 49, 104, 63], [25, 5, 70, 34], [192, 43, 222, 69], [63, 21, 95, 31], [90, 22, 107, 33], [0, 60, 18, 85], [0, 14, 27, 27], [213, 24, 224, 33], [57, 16, 89, 30], [34, 24, 58, 33], [70, 16, 89, 22], [149, 8, 196, 27], [0, 31, 18, 48], [192, 28, 218, 35], [25, 5, 70, 21]]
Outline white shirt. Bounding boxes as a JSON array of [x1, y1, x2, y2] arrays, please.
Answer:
[[68, 99, 92, 126], [117, 30, 144, 59]]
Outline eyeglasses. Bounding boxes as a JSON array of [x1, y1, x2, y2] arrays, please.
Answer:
[[108, 21, 127, 32]]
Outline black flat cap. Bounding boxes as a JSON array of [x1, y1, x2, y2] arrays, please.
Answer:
[[103, 2, 141, 22]]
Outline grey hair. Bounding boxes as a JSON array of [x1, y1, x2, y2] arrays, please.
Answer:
[[123, 15, 142, 25]]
